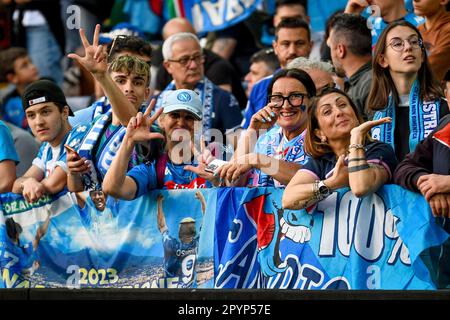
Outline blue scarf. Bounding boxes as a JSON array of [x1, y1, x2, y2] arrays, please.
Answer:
[[77, 109, 127, 190], [371, 79, 440, 152]]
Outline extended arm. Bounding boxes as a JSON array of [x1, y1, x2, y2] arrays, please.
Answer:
[[40, 166, 68, 194], [282, 171, 320, 210], [12, 165, 47, 202], [102, 103, 164, 199], [101, 134, 138, 200], [68, 25, 136, 126], [0, 160, 16, 193], [195, 191, 206, 216], [347, 118, 391, 197], [282, 156, 348, 210], [156, 194, 168, 233], [33, 210, 51, 250]]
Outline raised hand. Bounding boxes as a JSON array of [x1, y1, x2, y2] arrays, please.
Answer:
[[66, 148, 91, 175], [248, 103, 280, 131], [345, 0, 370, 14], [184, 136, 220, 185], [125, 99, 165, 144], [326, 154, 349, 190], [351, 117, 391, 143], [217, 154, 253, 185], [67, 24, 108, 77]]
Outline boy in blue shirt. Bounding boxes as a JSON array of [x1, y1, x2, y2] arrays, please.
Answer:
[[11, 80, 77, 203], [0, 47, 40, 130]]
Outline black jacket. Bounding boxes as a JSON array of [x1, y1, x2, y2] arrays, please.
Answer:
[[394, 114, 450, 192]]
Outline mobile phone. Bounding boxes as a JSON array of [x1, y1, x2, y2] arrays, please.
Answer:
[[205, 159, 228, 174], [64, 144, 79, 157]]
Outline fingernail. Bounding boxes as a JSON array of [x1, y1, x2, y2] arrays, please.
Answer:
[[261, 119, 266, 123], [271, 111, 275, 117], [267, 117, 271, 122]]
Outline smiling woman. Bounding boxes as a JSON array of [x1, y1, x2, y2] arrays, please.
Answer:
[[218, 68, 316, 187], [282, 87, 398, 210]]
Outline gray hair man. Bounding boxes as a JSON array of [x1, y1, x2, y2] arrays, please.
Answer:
[[157, 32, 243, 140]]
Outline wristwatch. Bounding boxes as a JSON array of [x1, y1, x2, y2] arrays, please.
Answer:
[[318, 180, 331, 198]]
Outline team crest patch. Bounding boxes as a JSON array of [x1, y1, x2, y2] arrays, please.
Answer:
[[177, 92, 192, 102]]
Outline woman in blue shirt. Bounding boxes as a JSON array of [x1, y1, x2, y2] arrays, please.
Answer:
[[102, 89, 218, 200]]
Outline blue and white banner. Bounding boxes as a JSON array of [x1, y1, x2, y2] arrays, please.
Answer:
[[183, 0, 263, 34], [214, 186, 449, 289], [1, 186, 448, 289], [0, 190, 215, 288]]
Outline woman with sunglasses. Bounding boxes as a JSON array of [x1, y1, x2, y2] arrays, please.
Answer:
[[282, 87, 398, 210], [367, 20, 448, 162], [218, 69, 316, 187]]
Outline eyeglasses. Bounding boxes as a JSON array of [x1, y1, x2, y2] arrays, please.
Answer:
[[108, 35, 127, 62], [168, 54, 205, 67], [388, 36, 423, 52], [268, 93, 307, 108]]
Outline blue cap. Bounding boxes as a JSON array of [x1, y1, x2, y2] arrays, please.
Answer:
[[162, 89, 203, 120]]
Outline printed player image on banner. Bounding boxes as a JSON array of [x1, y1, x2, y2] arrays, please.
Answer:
[[0, 186, 448, 289], [0, 189, 215, 289]]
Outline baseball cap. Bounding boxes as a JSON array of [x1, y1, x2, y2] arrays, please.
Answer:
[[22, 80, 74, 116], [162, 89, 203, 120]]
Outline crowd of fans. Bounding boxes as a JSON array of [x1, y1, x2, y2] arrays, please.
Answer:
[[0, 0, 449, 288]]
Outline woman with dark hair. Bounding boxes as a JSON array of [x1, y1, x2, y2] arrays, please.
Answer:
[[282, 87, 398, 210], [367, 20, 449, 161], [218, 68, 316, 187]]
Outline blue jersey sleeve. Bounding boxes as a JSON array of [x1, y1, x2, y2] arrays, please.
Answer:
[[0, 121, 19, 163], [3, 97, 26, 129], [127, 162, 157, 199]]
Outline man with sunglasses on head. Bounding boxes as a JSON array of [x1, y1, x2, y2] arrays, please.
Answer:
[[65, 25, 154, 193], [69, 32, 152, 128], [155, 32, 243, 141]]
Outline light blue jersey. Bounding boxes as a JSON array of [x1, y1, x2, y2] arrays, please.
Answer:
[[0, 120, 19, 164]]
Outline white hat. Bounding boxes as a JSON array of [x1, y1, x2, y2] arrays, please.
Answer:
[[162, 89, 203, 120]]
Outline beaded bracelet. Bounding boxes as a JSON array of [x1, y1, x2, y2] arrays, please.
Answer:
[[348, 144, 365, 152]]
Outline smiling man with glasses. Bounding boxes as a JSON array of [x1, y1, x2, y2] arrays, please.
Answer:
[[156, 32, 243, 141]]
